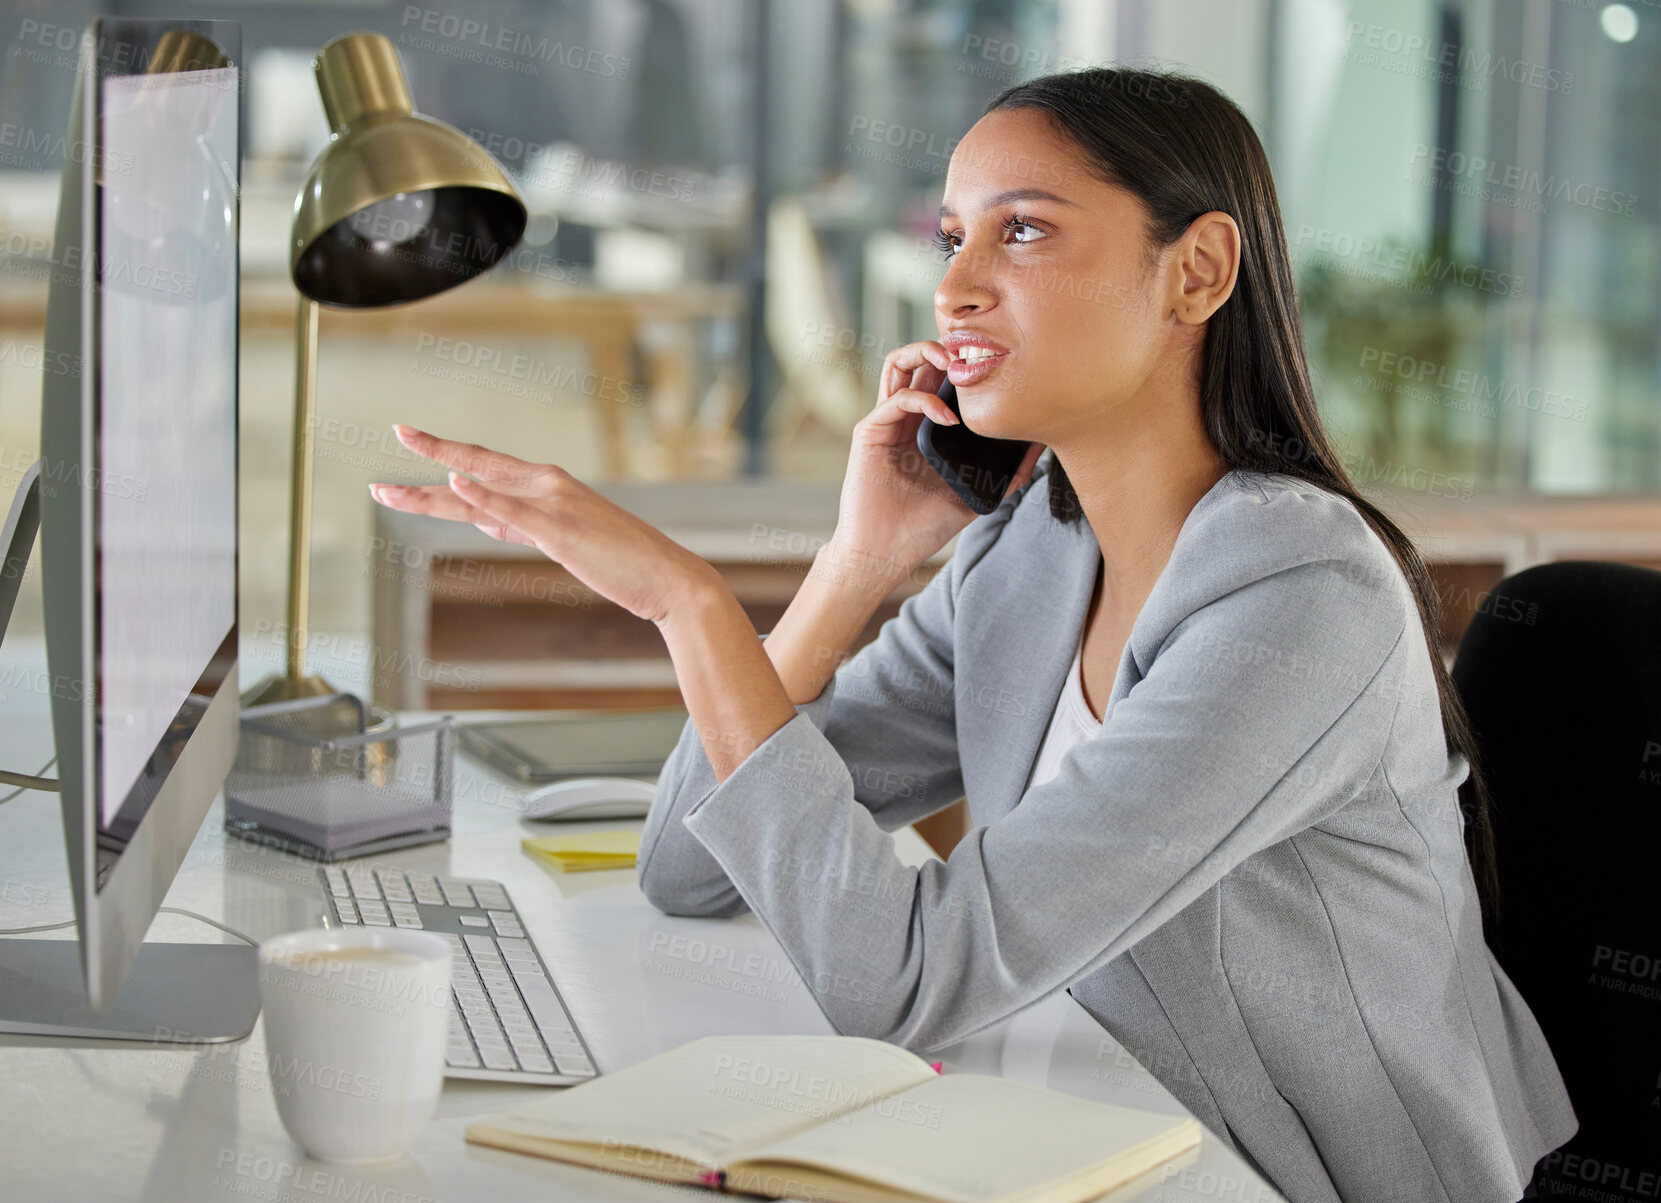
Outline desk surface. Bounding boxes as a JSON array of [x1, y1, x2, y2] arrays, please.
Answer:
[[0, 702, 1284, 1203]]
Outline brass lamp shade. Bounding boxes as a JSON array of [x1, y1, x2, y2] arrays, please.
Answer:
[[289, 31, 527, 307]]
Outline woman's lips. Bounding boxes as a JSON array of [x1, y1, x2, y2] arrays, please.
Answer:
[[946, 348, 1010, 386]]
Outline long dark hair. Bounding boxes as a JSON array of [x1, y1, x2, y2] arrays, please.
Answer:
[[984, 67, 1504, 950]]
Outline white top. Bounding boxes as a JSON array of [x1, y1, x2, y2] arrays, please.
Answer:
[[1024, 628, 1104, 793]]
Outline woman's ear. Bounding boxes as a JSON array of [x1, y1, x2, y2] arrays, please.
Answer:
[[1172, 211, 1240, 325]]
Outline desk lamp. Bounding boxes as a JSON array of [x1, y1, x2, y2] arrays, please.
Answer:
[[242, 31, 527, 709]]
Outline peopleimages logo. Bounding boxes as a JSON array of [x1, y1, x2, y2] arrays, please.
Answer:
[[1292, 225, 1522, 297], [1408, 145, 1637, 217], [0, 337, 79, 380], [410, 331, 644, 407], [1344, 21, 1573, 94], [0, 123, 136, 175], [0, 227, 198, 299], [398, 6, 631, 78], [1356, 346, 1589, 423]]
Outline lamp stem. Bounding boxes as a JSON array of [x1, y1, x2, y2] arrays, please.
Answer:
[[285, 295, 320, 683]]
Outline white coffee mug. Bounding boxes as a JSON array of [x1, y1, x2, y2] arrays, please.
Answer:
[[258, 926, 451, 1165]]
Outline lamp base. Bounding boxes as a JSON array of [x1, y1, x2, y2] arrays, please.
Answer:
[[238, 672, 397, 735], [234, 673, 400, 791], [239, 671, 340, 709]]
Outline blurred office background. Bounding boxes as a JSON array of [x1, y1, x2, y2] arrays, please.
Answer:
[[0, 0, 1657, 709]]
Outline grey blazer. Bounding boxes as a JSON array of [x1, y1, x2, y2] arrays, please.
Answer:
[[638, 453, 1578, 1203]]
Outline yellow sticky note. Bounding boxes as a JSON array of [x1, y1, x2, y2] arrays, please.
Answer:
[[522, 830, 641, 873]]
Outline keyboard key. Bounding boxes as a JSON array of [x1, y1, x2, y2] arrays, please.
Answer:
[[459, 915, 489, 927], [554, 1053, 595, 1076], [362, 914, 391, 926], [446, 1047, 481, 1069], [473, 886, 510, 910], [511, 969, 575, 1035], [478, 1045, 517, 1071], [516, 1052, 554, 1073], [409, 874, 445, 905], [346, 867, 381, 900], [439, 879, 476, 908], [508, 1027, 544, 1051], [488, 911, 524, 937], [323, 866, 349, 892]]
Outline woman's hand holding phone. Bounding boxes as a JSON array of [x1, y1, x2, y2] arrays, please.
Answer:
[[827, 340, 1043, 588]]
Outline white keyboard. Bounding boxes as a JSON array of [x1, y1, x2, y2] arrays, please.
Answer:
[[320, 865, 600, 1084]]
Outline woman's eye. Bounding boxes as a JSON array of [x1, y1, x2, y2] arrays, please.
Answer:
[[933, 216, 1044, 263], [1004, 216, 1045, 245]]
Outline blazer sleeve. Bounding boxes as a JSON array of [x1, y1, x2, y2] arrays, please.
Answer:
[[675, 496, 1413, 1052], [636, 493, 1025, 919]]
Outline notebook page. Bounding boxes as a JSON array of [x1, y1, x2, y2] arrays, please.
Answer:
[[466, 1035, 938, 1170], [731, 1073, 1201, 1203]]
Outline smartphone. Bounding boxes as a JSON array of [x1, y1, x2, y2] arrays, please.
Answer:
[[915, 376, 1033, 515]]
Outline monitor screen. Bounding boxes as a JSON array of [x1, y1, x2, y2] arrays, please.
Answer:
[[95, 64, 238, 836]]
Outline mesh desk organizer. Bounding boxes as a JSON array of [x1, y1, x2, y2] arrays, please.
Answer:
[[225, 692, 454, 861]]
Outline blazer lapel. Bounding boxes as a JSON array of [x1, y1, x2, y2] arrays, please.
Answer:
[[956, 501, 1101, 824]]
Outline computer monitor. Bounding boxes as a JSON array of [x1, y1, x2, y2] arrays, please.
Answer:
[[0, 18, 252, 1041]]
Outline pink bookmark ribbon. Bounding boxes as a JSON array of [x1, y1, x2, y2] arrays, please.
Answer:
[[930, 1061, 943, 1074]]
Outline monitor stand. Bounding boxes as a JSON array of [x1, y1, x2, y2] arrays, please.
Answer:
[[0, 940, 260, 1042], [0, 460, 40, 651], [0, 462, 261, 1044]]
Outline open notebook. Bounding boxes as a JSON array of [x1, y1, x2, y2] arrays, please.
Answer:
[[464, 1034, 1202, 1203]]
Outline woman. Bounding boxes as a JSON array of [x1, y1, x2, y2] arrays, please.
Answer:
[[373, 67, 1575, 1203]]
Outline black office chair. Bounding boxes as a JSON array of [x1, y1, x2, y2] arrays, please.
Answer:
[[1450, 561, 1661, 1200]]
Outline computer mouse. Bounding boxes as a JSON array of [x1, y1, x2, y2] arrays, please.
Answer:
[[521, 776, 658, 821]]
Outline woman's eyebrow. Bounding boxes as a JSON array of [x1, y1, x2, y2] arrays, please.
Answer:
[[938, 187, 1079, 218]]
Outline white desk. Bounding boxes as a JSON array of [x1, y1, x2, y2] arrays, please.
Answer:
[[0, 701, 1286, 1203]]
